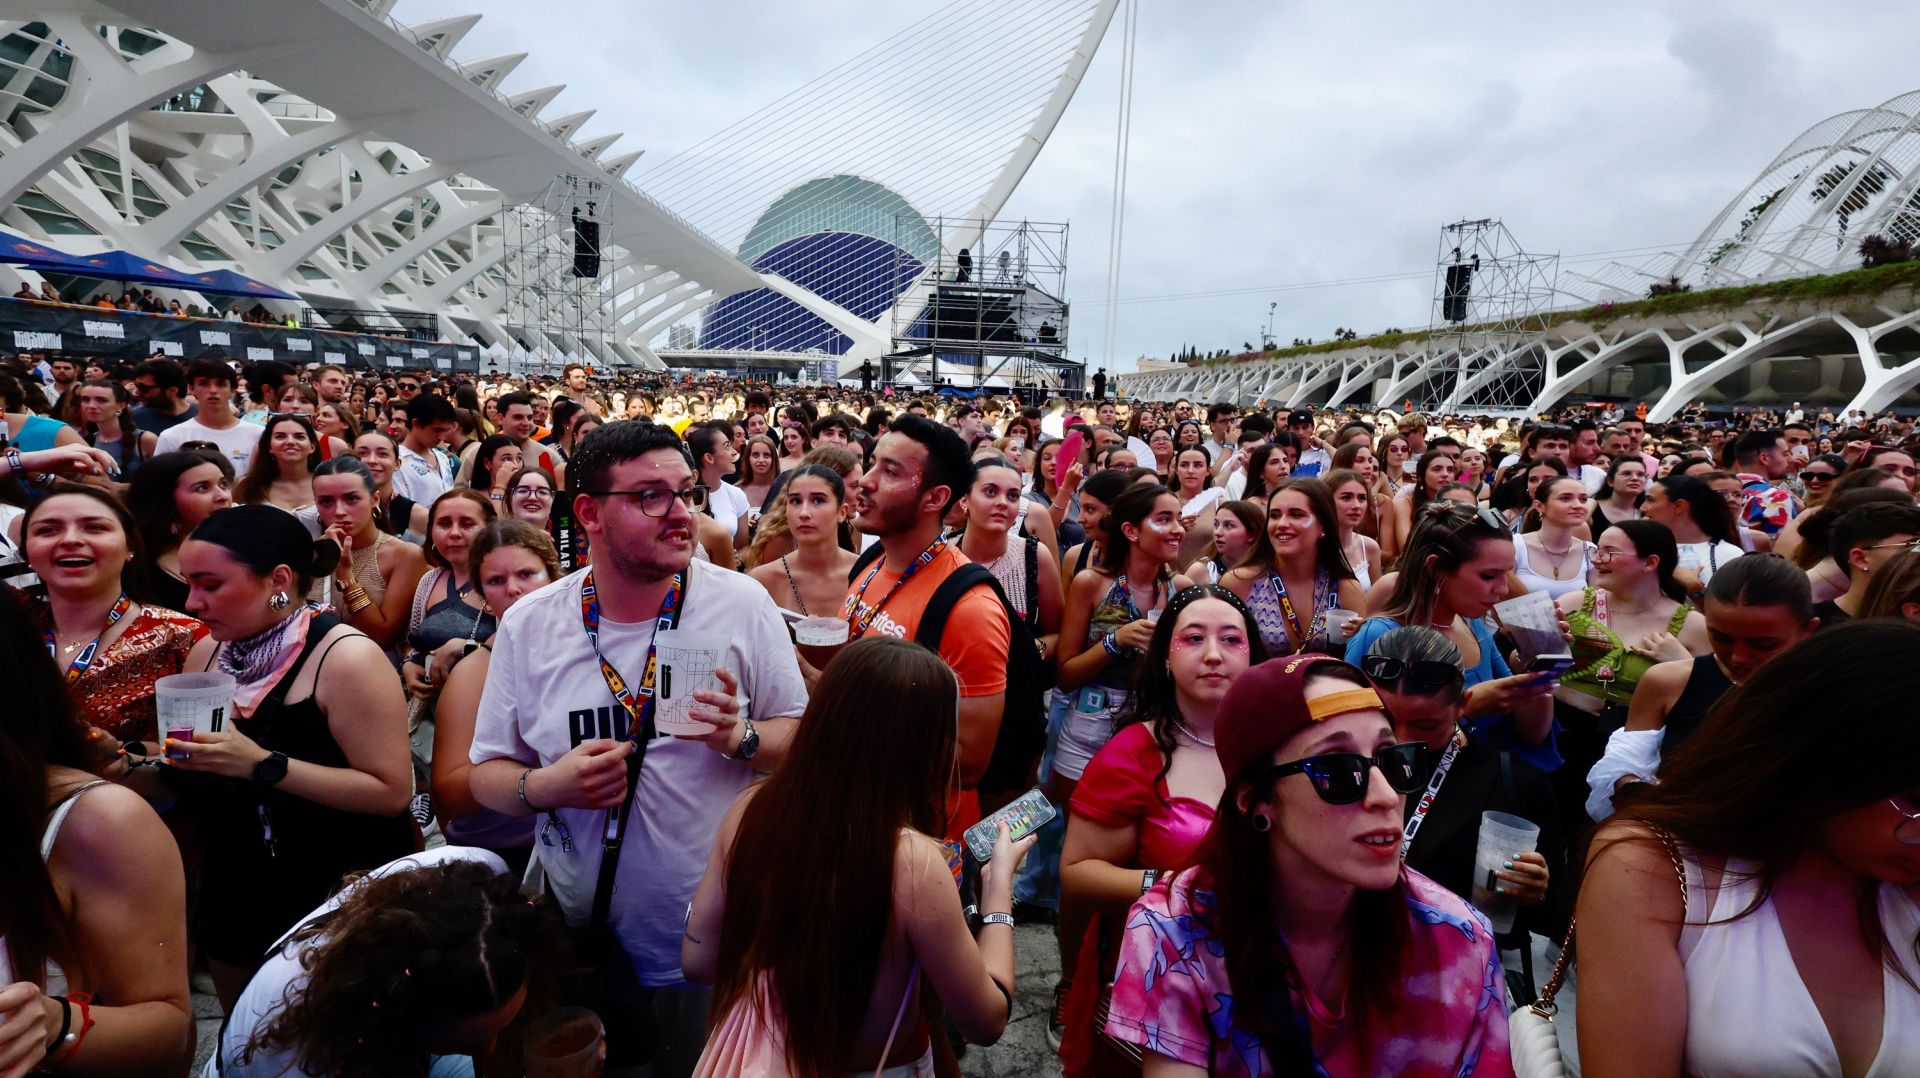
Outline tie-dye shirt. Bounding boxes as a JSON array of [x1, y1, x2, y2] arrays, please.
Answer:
[[1105, 865, 1512, 1077]]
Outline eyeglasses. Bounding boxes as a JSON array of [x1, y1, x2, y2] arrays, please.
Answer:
[[1890, 798, 1920, 845], [397, 382, 419, 393], [1865, 537, 1920, 553], [1799, 470, 1837, 483], [1590, 546, 1640, 566], [1360, 655, 1462, 692], [1263, 743, 1427, 805], [510, 485, 553, 500], [584, 485, 703, 517]]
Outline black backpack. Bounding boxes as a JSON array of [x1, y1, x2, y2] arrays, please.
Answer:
[[849, 539, 1048, 793]]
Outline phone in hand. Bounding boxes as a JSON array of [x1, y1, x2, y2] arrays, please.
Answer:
[[1527, 653, 1574, 679], [963, 788, 1055, 863]]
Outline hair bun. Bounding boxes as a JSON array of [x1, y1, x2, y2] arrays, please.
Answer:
[[310, 537, 343, 579]]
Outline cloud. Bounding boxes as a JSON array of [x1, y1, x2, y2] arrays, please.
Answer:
[[393, 0, 1919, 372]]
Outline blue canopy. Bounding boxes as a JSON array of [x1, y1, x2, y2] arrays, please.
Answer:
[[65, 250, 208, 289], [0, 230, 100, 273], [182, 267, 299, 301]]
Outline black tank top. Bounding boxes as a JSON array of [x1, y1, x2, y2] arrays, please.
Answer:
[[1662, 654, 1734, 759]]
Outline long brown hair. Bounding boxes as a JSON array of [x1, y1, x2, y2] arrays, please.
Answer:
[[712, 637, 958, 1075], [234, 413, 321, 505], [1607, 620, 1920, 980], [1235, 478, 1354, 580], [1189, 662, 1408, 1069]]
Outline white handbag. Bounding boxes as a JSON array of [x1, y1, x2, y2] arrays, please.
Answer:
[[1509, 827, 1687, 1078]]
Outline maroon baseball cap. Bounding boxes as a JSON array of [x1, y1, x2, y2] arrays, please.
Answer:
[[1214, 653, 1386, 779]]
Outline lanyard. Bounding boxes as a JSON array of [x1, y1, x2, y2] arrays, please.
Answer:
[[580, 569, 685, 744], [43, 593, 131, 684], [846, 537, 947, 635], [1400, 729, 1465, 860], [1267, 570, 1328, 653]]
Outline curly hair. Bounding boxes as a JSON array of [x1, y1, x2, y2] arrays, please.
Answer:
[[243, 858, 567, 1078]]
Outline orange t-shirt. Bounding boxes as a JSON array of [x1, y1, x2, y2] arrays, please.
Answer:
[[844, 544, 1011, 698]]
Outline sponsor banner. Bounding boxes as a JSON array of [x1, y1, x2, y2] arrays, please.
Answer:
[[0, 298, 481, 373], [323, 351, 347, 364]]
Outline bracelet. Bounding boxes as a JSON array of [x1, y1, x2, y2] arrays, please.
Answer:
[[1141, 868, 1160, 894], [67, 992, 95, 1060], [4, 447, 23, 479], [979, 911, 1015, 929], [1101, 632, 1124, 658], [518, 767, 540, 813], [47, 994, 72, 1056]]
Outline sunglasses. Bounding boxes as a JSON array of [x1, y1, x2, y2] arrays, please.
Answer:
[[1263, 742, 1427, 806], [1799, 470, 1837, 483], [1891, 798, 1920, 845], [1361, 655, 1462, 692]]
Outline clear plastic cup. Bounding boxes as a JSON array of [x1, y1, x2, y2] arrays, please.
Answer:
[[153, 671, 236, 758], [652, 630, 726, 736], [1322, 608, 1358, 640], [1470, 810, 1541, 933], [793, 616, 850, 673], [522, 1006, 605, 1078]]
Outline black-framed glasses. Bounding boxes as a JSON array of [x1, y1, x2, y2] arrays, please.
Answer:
[[584, 485, 703, 517], [1799, 470, 1837, 483], [1890, 798, 1920, 845], [397, 382, 419, 393], [510, 485, 553, 499], [1361, 655, 1463, 693], [1865, 537, 1920, 553], [1263, 742, 1427, 806]]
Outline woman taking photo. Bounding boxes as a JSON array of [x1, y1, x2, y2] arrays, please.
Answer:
[[168, 504, 414, 1009], [1512, 475, 1595, 600], [1551, 520, 1708, 828], [1183, 499, 1263, 584], [21, 484, 203, 748], [1053, 483, 1191, 804], [0, 588, 193, 1074], [685, 638, 1035, 1074], [1104, 653, 1507, 1075], [1222, 479, 1365, 656], [1056, 584, 1267, 1075], [431, 519, 558, 877], [1347, 502, 1556, 763], [1387, 449, 1459, 561], [75, 378, 154, 478], [1361, 626, 1559, 935], [1577, 620, 1920, 1076], [748, 464, 860, 623], [127, 449, 234, 613], [1324, 469, 1384, 594], [312, 456, 427, 652], [233, 414, 321, 514], [351, 429, 429, 539], [400, 490, 495, 713], [1588, 454, 1649, 535]]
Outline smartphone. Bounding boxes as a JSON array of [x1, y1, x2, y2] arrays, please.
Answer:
[[1528, 653, 1574, 679], [422, 653, 435, 678], [963, 788, 1056, 863]]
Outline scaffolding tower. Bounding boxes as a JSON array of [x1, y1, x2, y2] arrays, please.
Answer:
[[881, 216, 1078, 396], [1422, 219, 1559, 413], [502, 175, 617, 375]]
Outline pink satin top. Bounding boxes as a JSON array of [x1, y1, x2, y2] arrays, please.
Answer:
[[1071, 722, 1215, 870]]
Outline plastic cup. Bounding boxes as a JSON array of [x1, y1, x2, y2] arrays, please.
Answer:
[[522, 1006, 605, 1078], [154, 672, 236, 757], [1145, 607, 1163, 624], [1322, 608, 1358, 640], [653, 630, 727, 736], [1470, 810, 1542, 933], [792, 615, 850, 673]]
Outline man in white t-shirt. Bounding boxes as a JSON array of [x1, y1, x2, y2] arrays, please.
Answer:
[[470, 421, 806, 1071], [153, 357, 259, 473], [393, 392, 458, 527]]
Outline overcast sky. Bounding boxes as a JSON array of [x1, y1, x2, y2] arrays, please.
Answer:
[[398, 0, 1916, 373]]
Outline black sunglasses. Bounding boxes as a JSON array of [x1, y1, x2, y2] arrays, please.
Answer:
[[1263, 742, 1427, 806], [1799, 469, 1836, 483], [1361, 655, 1463, 692]]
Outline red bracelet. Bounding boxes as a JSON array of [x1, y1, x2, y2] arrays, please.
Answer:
[[64, 992, 96, 1060]]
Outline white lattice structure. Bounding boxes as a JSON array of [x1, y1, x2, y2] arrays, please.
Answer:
[[0, 0, 1112, 369], [1124, 89, 1920, 417]]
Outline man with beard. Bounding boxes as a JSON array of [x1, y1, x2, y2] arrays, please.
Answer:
[[469, 421, 807, 1072], [842, 413, 1011, 823]]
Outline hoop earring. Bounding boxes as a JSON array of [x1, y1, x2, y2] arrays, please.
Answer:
[[1251, 813, 1273, 833], [269, 591, 290, 612]]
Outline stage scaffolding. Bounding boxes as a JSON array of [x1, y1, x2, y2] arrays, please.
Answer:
[[1422, 219, 1559, 413], [879, 216, 1079, 395], [502, 175, 617, 375]]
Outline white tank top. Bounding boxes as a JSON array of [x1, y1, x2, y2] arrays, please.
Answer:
[[0, 781, 103, 994], [1511, 534, 1590, 600], [1679, 854, 1920, 1076]]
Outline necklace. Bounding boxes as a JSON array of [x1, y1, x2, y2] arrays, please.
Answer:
[[1174, 719, 1215, 748]]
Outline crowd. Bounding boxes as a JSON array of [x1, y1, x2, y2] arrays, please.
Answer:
[[1, 346, 1917, 1078]]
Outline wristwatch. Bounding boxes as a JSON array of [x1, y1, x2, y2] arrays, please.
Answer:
[[252, 751, 290, 787], [724, 716, 759, 762]]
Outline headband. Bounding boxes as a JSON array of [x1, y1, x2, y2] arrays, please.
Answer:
[[1305, 686, 1385, 724]]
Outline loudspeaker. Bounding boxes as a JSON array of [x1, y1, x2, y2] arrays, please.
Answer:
[[1443, 264, 1472, 322], [571, 207, 601, 279]]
